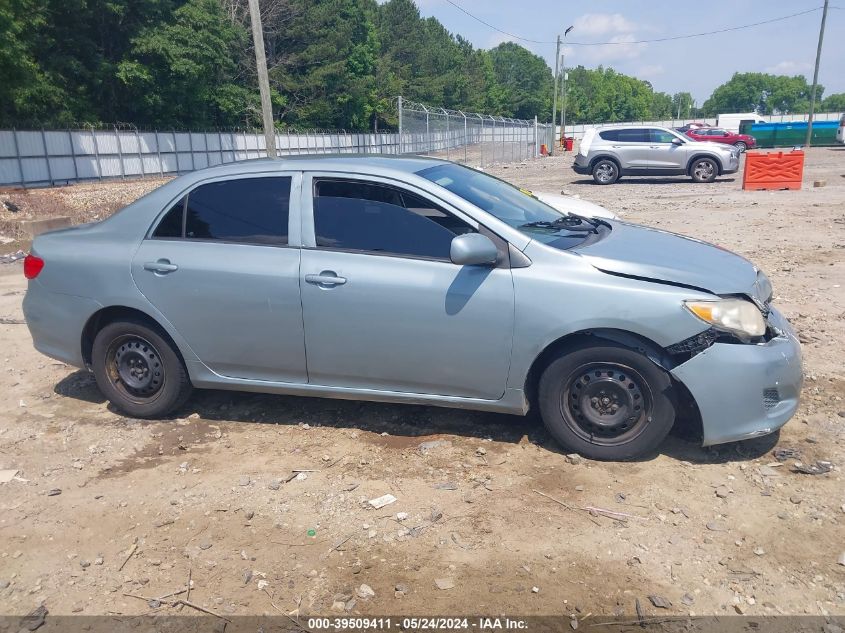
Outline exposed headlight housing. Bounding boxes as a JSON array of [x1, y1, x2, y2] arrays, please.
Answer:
[[684, 298, 766, 337]]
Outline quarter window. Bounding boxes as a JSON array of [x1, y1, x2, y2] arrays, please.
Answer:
[[313, 179, 475, 259], [154, 198, 185, 238], [178, 177, 291, 244], [598, 130, 620, 141]]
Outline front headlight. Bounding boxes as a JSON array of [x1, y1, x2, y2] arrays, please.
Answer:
[[684, 298, 766, 337]]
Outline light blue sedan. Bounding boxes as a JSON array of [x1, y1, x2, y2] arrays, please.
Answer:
[[22, 156, 802, 460]]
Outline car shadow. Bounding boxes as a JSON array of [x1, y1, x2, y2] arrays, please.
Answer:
[[54, 369, 776, 464], [571, 178, 737, 186]]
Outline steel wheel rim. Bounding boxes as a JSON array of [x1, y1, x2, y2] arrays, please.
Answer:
[[694, 161, 714, 180], [595, 162, 616, 183], [560, 362, 653, 446], [105, 335, 165, 403]]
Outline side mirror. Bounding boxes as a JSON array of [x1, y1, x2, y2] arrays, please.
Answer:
[[450, 233, 498, 266], [671, 137, 683, 146]]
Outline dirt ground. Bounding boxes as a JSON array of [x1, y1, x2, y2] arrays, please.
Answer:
[[0, 148, 844, 624]]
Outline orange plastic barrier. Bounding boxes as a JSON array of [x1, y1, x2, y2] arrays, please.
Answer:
[[540, 144, 549, 156], [742, 150, 804, 191]]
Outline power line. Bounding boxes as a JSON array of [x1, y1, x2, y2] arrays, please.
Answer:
[[571, 7, 824, 45], [442, 0, 553, 44], [443, 1, 825, 47]]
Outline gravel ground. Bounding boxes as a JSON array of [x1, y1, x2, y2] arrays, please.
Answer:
[[0, 148, 843, 624]]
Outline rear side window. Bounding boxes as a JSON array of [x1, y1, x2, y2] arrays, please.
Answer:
[[183, 177, 291, 244], [598, 130, 619, 141], [616, 128, 650, 143], [313, 179, 475, 260]]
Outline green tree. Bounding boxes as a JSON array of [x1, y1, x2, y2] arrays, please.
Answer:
[[671, 92, 695, 118], [702, 72, 820, 115], [650, 91, 673, 119], [822, 93, 845, 112], [564, 66, 656, 124], [118, 0, 259, 127], [487, 42, 552, 119]]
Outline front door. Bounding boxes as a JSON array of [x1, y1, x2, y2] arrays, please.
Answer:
[[298, 175, 515, 400], [647, 128, 686, 171], [131, 173, 307, 383]]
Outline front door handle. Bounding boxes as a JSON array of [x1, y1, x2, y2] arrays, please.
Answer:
[[305, 272, 347, 287], [144, 259, 178, 274]]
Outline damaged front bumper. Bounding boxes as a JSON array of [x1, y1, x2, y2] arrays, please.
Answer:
[[670, 307, 803, 446]]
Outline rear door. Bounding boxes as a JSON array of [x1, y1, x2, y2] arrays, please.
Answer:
[[611, 128, 653, 170], [131, 173, 307, 383], [298, 173, 515, 399]]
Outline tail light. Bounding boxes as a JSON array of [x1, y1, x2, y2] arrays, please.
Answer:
[[23, 254, 44, 279]]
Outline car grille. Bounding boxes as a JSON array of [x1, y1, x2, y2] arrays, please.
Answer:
[[763, 388, 780, 411]]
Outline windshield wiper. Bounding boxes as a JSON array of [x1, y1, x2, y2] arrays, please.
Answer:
[[520, 216, 599, 234]]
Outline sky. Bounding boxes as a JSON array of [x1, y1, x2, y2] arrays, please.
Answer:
[[410, 0, 844, 104]]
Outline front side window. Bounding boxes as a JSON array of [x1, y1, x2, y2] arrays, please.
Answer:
[[651, 129, 679, 143], [312, 179, 475, 260], [151, 177, 291, 244]]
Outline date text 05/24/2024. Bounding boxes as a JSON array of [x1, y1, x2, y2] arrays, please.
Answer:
[[307, 617, 529, 630]]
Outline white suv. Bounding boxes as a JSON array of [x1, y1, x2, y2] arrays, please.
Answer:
[[573, 126, 740, 185]]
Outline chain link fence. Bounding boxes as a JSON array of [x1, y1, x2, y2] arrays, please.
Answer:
[[398, 98, 554, 168]]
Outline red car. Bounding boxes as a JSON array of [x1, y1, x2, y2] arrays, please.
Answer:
[[685, 127, 756, 152]]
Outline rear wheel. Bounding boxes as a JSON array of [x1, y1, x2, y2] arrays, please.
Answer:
[[592, 159, 619, 185], [734, 141, 747, 152], [92, 318, 192, 418], [538, 343, 675, 460], [690, 157, 718, 183]]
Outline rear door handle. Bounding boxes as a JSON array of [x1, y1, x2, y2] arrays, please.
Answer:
[[305, 272, 347, 287], [144, 260, 178, 274]]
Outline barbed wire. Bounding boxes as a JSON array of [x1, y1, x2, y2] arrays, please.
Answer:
[[399, 100, 542, 126]]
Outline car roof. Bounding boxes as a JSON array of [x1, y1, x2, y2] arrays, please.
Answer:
[[176, 154, 449, 181], [592, 124, 674, 132]]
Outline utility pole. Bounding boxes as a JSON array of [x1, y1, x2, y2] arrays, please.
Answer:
[[248, 0, 276, 158], [805, 0, 829, 147], [559, 59, 567, 141], [550, 35, 561, 156]]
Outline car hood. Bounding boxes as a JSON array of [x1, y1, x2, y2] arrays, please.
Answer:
[[576, 221, 760, 297], [532, 192, 619, 220], [688, 140, 734, 152]]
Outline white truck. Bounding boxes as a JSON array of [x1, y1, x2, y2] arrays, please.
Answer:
[[716, 112, 766, 133]]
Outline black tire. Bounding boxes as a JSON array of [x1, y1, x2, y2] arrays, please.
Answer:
[[733, 141, 747, 153], [690, 157, 718, 183], [537, 343, 675, 460], [91, 317, 192, 418], [592, 159, 619, 185]]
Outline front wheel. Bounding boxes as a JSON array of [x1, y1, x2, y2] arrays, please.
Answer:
[[690, 157, 718, 183], [592, 159, 619, 185], [92, 318, 193, 418], [537, 343, 676, 460], [734, 141, 747, 152]]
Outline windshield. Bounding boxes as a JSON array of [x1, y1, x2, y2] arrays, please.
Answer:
[[417, 163, 609, 250]]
